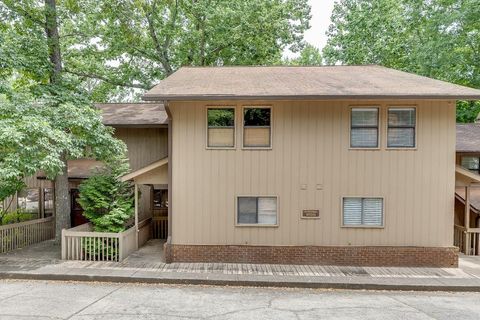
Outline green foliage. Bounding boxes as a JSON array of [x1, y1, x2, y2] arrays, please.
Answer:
[[0, 209, 36, 226], [284, 44, 323, 66], [207, 109, 235, 127], [0, 90, 127, 202], [323, 0, 480, 122], [59, 0, 311, 101], [78, 162, 135, 233]]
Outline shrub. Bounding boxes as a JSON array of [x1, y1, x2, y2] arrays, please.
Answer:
[[78, 161, 135, 233], [0, 209, 37, 226]]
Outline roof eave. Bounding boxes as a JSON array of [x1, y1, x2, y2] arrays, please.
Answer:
[[142, 94, 480, 101]]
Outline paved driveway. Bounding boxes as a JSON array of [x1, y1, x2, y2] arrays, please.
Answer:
[[1, 280, 480, 320]]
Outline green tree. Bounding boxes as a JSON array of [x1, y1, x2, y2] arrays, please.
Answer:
[[60, 0, 311, 101], [323, 0, 480, 122], [78, 162, 134, 233], [284, 44, 322, 65], [0, 1, 126, 240]]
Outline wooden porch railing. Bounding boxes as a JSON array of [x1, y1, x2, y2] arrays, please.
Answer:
[[61, 218, 151, 262], [0, 217, 55, 254], [454, 224, 480, 255], [152, 216, 168, 239]]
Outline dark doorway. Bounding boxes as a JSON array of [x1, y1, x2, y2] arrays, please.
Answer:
[[70, 189, 88, 227], [152, 189, 168, 239]]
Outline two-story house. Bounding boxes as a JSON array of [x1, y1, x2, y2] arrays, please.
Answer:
[[140, 65, 480, 267]]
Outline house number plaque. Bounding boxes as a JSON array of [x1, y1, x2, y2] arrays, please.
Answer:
[[302, 210, 320, 218]]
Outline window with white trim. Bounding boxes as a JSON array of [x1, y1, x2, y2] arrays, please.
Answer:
[[207, 108, 235, 148], [237, 196, 277, 225], [350, 108, 379, 148], [17, 188, 40, 218], [243, 107, 271, 148], [342, 197, 383, 227], [387, 107, 416, 148]]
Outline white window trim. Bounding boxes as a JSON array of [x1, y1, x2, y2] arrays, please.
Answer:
[[235, 195, 279, 227], [241, 106, 273, 150], [386, 106, 417, 150], [349, 106, 381, 150], [205, 105, 236, 150], [341, 196, 385, 228]]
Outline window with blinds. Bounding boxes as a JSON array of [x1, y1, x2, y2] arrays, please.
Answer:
[[387, 108, 416, 148], [350, 108, 379, 148], [207, 108, 235, 148], [342, 197, 383, 227], [237, 196, 277, 225], [243, 107, 271, 148]]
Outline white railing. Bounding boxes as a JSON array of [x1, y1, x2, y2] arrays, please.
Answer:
[[454, 225, 480, 256], [61, 219, 151, 262], [0, 217, 55, 253]]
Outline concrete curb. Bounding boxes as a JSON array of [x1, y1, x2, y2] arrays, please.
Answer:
[[2, 272, 480, 292]]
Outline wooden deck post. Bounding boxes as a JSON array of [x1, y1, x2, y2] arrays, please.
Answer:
[[134, 183, 139, 250], [465, 185, 471, 254]]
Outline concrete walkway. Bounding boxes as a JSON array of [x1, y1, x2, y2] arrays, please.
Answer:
[[1, 240, 480, 291]]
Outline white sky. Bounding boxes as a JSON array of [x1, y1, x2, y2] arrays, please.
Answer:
[[284, 0, 336, 58]]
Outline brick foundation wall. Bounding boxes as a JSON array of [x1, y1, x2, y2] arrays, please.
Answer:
[[164, 244, 458, 267]]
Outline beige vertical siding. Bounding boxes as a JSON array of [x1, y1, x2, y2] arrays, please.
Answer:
[[114, 127, 168, 171], [170, 100, 456, 247]]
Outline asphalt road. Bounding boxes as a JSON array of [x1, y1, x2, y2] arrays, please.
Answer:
[[1, 280, 479, 319]]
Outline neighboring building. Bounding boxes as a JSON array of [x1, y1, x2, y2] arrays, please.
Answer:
[[142, 65, 480, 267], [455, 124, 480, 232], [4, 103, 169, 234]]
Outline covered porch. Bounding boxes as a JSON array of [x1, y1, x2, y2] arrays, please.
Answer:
[[454, 165, 480, 255], [61, 157, 169, 262]]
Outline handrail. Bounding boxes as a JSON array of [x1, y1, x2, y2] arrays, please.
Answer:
[[0, 216, 54, 231]]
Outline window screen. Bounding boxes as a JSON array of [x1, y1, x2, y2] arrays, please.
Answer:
[[350, 108, 379, 148], [243, 108, 271, 147], [343, 197, 383, 226], [237, 196, 277, 225], [17, 188, 40, 218], [207, 108, 235, 147], [387, 108, 416, 148], [461, 156, 480, 173]]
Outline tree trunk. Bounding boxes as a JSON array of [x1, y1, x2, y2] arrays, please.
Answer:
[[45, 0, 70, 242], [54, 153, 70, 241]]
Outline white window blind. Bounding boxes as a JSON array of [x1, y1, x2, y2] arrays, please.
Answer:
[[343, 197, 383, 226], [350, 108, 379, 148], [238, 196, 277, 225], [387, 108, 416, 148]]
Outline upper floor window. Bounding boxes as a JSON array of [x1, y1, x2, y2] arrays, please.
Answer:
[[243, 107, 271, 148], [461, 156, 480, 174], [350, 108, 379, 148], [343, 197, 384, 227], [207, 108, 235, 148], [387, 107, 416, 148]]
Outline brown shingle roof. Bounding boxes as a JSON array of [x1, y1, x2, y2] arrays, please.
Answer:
[[96, 103, 168, 127], [143, 65, 480, 101], [457, 124, 480, 153]]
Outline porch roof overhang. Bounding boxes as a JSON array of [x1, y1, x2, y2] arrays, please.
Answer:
[[455, 165, 480, 187], [121, 157, 168, 185]]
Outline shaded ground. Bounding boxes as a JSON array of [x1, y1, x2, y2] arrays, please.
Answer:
[[1, 279, 480, 319]]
